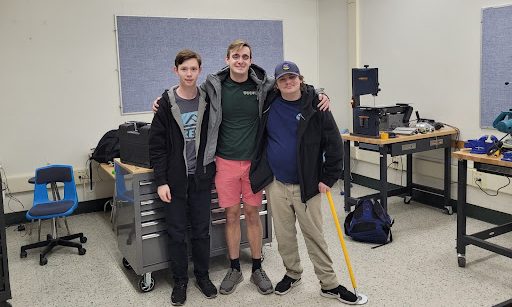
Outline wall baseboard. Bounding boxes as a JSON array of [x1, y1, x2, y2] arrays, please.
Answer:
[[4, 197, 111, 226], [350, 173, 512, 225]]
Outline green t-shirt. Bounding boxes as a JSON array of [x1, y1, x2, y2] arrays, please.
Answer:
[[216, 77, 259, 160]]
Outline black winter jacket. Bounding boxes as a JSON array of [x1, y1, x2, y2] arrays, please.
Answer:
[[250, 85, 343, 203], [149, 87, 215, 196]]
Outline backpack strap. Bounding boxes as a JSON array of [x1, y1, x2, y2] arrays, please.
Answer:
[[371, 227, 393, 249], [344, 211, 355, 234], [369, 198, 393, 249], [371, 198, 393, 226]]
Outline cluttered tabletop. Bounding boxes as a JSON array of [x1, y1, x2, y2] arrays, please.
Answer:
[[341, 126, 457, 145]]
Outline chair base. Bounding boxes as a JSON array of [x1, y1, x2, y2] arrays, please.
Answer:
[[20, 233, 87, 266]]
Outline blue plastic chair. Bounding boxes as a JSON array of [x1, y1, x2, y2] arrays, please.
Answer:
[[20, 165, 87, 265]]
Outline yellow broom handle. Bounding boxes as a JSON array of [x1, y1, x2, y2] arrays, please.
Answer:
[[326, 190, 357, 289]]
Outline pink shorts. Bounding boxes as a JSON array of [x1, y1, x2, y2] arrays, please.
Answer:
[[215, 156, 263, 208]]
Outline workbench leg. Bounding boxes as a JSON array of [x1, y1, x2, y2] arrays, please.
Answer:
[[444, 147, 453, 214], [379, 147, 388, 212], [406, 153, 413, 186], [405, 154, 413, 203], [457, 159, 467, 267], [343, 140, 351, 212]]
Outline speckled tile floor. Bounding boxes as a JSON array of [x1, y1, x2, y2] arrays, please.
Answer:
[[4, 184, 512, 306]]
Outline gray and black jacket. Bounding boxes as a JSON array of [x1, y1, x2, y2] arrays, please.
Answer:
[[149, 86, 215, 195], [201, 64, 275, 164]]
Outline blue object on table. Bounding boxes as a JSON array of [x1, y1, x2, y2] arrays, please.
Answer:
[[493, 110, 512, 134], [465, 135, 498, 154], [502, 151, 512, 162]]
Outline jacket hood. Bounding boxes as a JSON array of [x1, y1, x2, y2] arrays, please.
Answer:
[[161, 88, 173, 104], [161, 85, 203, 105], [211, 63, 269, 84], [300, 85, 318, 114], [162, 85, 178, 105], [268, 84, 317, 117]]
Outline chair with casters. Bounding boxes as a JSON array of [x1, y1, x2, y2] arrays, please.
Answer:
[[26, 176, 69, 241], [20, 165, 87, 266]]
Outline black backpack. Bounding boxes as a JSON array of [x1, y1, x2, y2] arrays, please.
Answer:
[[344, 198, 393, 248], [91, 130, 120, 163], [88, 130, 120, 190]]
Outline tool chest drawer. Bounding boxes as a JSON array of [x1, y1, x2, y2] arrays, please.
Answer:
[[142, 232, 170, 266], [141, 219, 167, 235], [140, 208, 166, 223], [138, 180, 157, 195], [139, 195, 165, 211]]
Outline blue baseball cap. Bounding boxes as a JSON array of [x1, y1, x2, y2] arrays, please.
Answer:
[[274, 61, 300, 80]]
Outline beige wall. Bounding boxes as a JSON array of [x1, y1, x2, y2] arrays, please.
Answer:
[[318, 0, 351, 130]]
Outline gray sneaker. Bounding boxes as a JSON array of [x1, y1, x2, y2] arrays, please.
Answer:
[[219, 268, 243, 295], [250, 268, 274, 295]]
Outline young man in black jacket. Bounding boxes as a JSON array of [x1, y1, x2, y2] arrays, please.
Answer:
[[149, 50, 217, 306], [250, 61, 358, 305]]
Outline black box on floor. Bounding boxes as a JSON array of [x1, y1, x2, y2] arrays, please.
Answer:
[[119, 122, 151, 168]]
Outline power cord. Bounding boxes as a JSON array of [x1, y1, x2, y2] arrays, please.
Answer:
[[440, 122, 461, 150], [0, 165, 25, 211], [475, 176, 511, 196], [11, 224, 28, 238], [1, 165, 29, 234], [386, 157, 404, 186]]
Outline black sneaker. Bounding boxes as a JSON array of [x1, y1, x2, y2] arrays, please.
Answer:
[[320, 285, 358, 305], [195, 276, 218, 299], [275, 275, 302, 295], [171, 282, 187, 306]]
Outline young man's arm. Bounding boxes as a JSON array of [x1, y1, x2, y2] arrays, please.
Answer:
[[149, 97, 172, 202], [319, 111, 344, 190], [315, 88, 330, 111], [151, 97, 161, 113]]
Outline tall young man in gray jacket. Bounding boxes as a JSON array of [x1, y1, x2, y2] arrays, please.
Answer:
[[201, 40, 275, 295]]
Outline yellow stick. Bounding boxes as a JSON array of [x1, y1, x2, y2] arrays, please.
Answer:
[[326, 190, 357, 290]]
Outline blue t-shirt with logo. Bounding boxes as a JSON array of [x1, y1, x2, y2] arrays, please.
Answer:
[[266, 96, 301, 184]]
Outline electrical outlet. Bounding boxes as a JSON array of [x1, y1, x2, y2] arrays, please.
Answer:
[[388, 157, 401, 170], [75, 170, 89, 183], [472, 170, 486, 190]]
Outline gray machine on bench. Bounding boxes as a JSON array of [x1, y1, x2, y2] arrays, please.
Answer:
[[351, 66, 413, 137]]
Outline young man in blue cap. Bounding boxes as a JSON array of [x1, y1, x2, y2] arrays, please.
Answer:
[[250, 61, 359, 304]]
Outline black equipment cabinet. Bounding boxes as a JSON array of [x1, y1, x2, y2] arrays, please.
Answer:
[[0, 173, 12, 302]]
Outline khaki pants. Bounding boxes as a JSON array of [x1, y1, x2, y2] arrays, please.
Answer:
[[266, 178, 339, 290]]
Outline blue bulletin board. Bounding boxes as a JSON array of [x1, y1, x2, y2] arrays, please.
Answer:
[[481, 5, 512, 127], [115, 16, 283, 114]]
